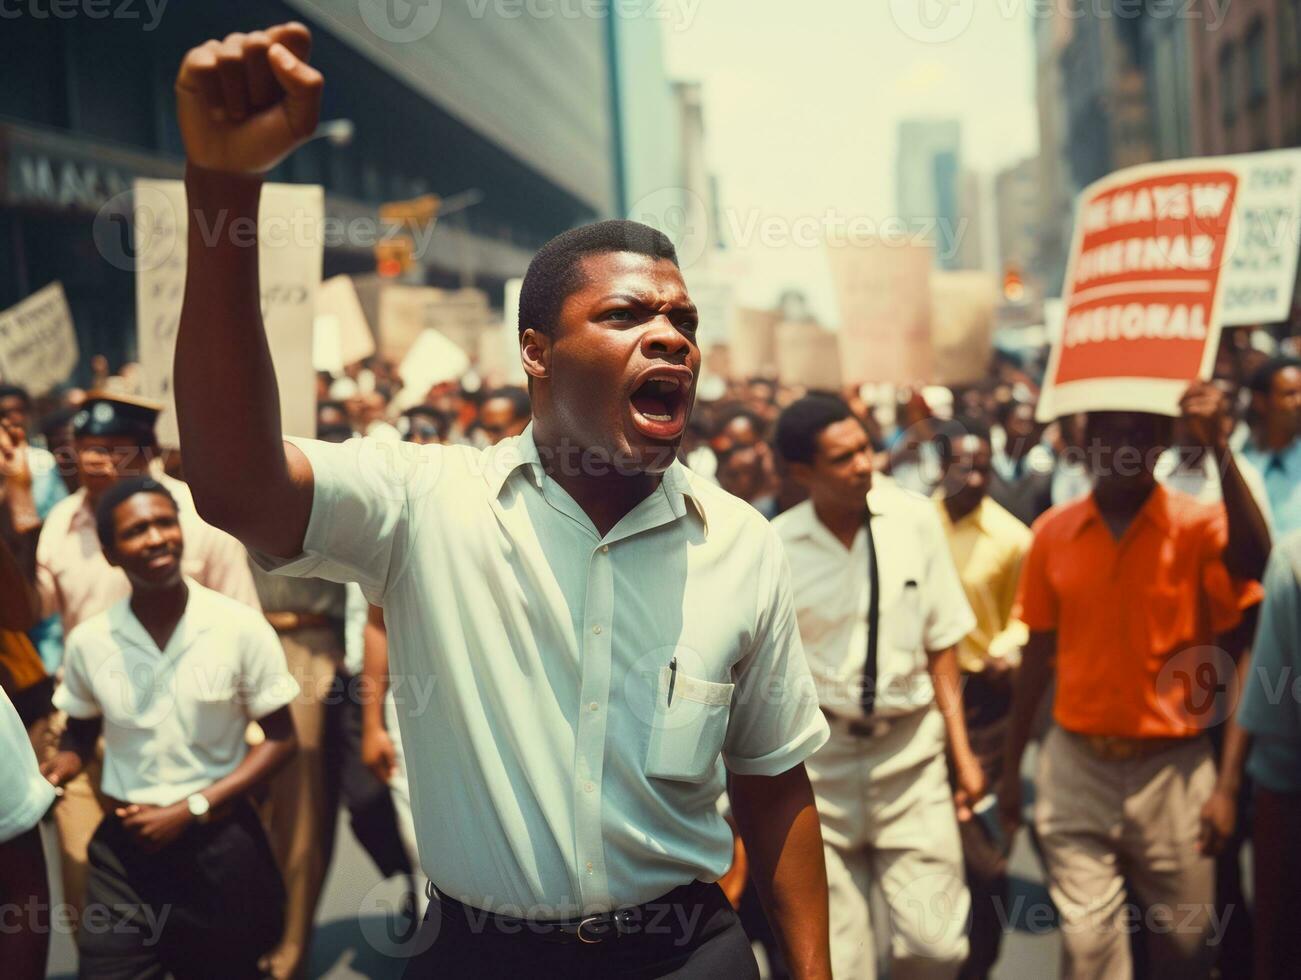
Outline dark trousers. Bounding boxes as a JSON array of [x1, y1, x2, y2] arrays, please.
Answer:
[[77, 799, 285, 980], [958, 670, 1012, 980], [1252, 786, 1301, 980], [324, 668, 413, 879], [400, 881, 758, 980]]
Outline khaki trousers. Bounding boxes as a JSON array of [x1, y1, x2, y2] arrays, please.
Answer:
[[260, 625, 343, 980], [807, 705, 969, 980], [30, 710, 110, 931], [1034, 726, 1217, 980]]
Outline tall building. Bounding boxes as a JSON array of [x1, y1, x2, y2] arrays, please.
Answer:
[[0, 0, 622, 374], [1190, 0, 1301, 154], [896, 118, 963, 270], [609, 8, 685, 222], [1033, 6, 1076, 297], [954, 169, 988, 273], [1059, 10, 1154, 189]]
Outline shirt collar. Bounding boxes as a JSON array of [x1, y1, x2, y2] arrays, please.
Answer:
[[1070, 483, 1172, 539], [107, 579, 212, 656], [932, 492, 991, 535], [482, 423, 710, 538]]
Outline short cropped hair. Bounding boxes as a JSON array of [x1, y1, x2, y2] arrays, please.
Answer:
[[1247, 356, 1301, 396], [775, 395, 854, 465], [517, 220, 679, 337], [95, 476, 178, 551]]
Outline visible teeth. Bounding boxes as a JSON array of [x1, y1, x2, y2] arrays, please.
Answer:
[[643, 413, 672, 422], [646, 377, 681, 392]]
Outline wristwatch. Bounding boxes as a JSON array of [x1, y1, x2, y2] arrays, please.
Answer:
[[186, 792, 212, 824]]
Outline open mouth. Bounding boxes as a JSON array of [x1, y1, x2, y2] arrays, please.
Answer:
[[629, 373, 690, 440]]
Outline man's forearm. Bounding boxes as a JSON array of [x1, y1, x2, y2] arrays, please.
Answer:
[[1218, 452, 1271, 581], [360, 606, 390, 733], [175, 166, 291, 532], [202, 706, 296, 810], [1004, 633, 1056, 776], [730, 765, 831, 980], [928, 645, 975, 765]]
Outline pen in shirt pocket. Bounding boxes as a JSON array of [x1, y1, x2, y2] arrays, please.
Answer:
[[667, 656, 678, 707]]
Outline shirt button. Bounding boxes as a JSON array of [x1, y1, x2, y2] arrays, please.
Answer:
[[589, 701, 599, 712], [592, 625, 602, 635], [586, 862, 594, 874], [600, 545, 609, 554], [585, 782, 595, 793]]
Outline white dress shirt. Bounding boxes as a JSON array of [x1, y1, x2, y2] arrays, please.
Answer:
[[773, 481, 976, 719], [0, 686, 55, 843], [53, 580, 299, 807], [252, 425, 828, 917]]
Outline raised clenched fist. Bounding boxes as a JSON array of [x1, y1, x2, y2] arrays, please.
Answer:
[[175, 22, 323, 175]]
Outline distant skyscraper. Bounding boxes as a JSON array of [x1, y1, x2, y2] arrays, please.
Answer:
[[896, 119, 963, 270]]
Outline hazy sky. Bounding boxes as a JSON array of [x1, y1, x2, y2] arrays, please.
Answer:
[[660, 0, 1039, 322]]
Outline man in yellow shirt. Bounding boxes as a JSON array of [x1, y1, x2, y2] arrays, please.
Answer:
[[933, 421, 1031, 980]]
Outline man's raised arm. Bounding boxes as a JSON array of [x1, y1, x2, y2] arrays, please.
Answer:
[[172, 23, 324, 558]]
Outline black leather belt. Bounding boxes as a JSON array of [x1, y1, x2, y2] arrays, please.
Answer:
[[434, 879, 717, 945]]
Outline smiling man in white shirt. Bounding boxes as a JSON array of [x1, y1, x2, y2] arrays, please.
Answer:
[[41, 477, 299, 979], [774, 395, 983, 980], [168, 23, 831, 980]]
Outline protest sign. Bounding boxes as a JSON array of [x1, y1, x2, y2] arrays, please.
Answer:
[[775, 321, 842, 390], [930, 271, 998, 386], [379, 286, 489, 362], [0, 282, 78, 395], [314, 275, 375, 374], [1038, 160, 1239, 420], [1217, 148, 1301, 325], [683, 270, 736, 351], [726, 307, 780, 379], [826, 241, 933, 385], [136, 178, 322, 447]]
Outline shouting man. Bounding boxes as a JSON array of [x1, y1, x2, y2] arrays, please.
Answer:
[[171, 23, 831, 979]]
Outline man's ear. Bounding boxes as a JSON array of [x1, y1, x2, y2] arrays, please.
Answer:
[[520, 328, 550, 385]]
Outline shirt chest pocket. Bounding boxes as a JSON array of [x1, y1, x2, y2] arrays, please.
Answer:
[[884, 578, 925, 656], [645, 667, 734, 784], [179, 669, 241, 751]]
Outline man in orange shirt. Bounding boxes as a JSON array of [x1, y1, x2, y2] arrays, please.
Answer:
[[998, 382, 1268, 980]]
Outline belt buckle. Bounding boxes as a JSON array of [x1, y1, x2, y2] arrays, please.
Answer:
[[576, 914, 607, 944]]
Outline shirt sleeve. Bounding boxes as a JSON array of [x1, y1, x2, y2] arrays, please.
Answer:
[[1016, 516, 1059, 633], [238, 614, 301, 721], [921, 508, 977, 652], [248, 436, 424, 599], [34, 524, 61, 622], [51, 630, 100, 719], [0, 687, 55, 844], [723, 530, 829, 776], [1237, 540, 1301, 739]]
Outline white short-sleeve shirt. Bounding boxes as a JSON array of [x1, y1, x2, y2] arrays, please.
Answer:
[[252, 425, 828, 916], [773, 481, 977, 718], [0, 686, 55, 843], [53, 580, 299, 807]]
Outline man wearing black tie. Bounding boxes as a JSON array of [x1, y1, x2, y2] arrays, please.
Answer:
[[774, 396, 983, 980]]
